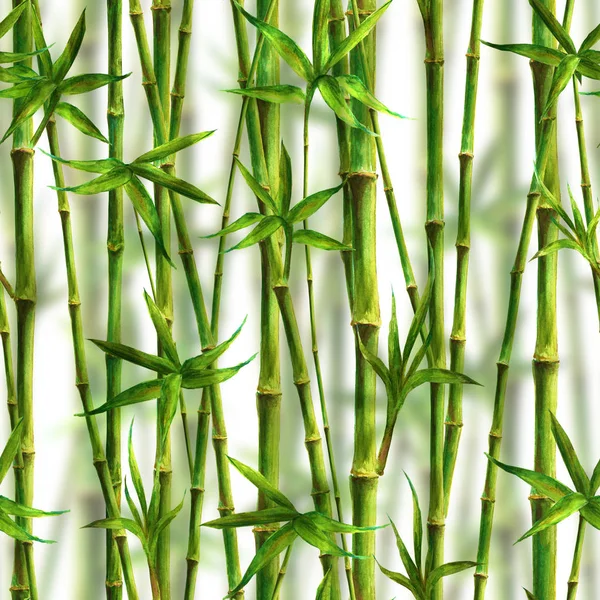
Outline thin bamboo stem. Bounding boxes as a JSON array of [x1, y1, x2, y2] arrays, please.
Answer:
[[269, 543, 292, 600], [566, 516, 586, 600]]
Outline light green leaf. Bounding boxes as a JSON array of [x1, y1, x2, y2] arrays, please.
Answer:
[[317, 75, 376, 136], [0, 418, 23, 485], [202, 213, 264, 239], [128, 421, 148, 517], [53, 9, 86, 82], [224, 85, 305, 105], [425, 561, 477, 597], [83, 517, 146, 547], [389, 517, 421, 591], [480, 41, 565, 67], [148, 494, 185, 558], [356, 330, 392, 391], [580, 23, 600, 53], [54, 102, 108, 143], [235, 158, 278, 214], [531, 239, 588, 262], [590, 459, 600, 495], [90, 339, 177, 375], [306, 511, 387, 534], [143, 291, 180, 367], [31, 4, 52, 78], [59, 72, 130, 95], [0, 48, 51, 65], [133, 131, 215, 164], [337, 74, 408, 118], [0, 511, 54, 543], [389, 293, 402, 385], [225, 215, 284, 252], [322, 1, 393, 73], [533, 167, 575, 232], [293, 515, 362, 558], [0, 80, 37, 98], [124, 478, 144, 530], [279, 142, 292, 215], [404, 473, 423, 575], [203, 507, 298, 529], [402, 369, 481, 403], [54, 166, 132, 195], [157, 374, 182, 464], [0, 496, 66, 518], [549, 413, 589, 495], [376, 559, 423, 598], [228, 456, 296, 511], [516, 493, 587, 543], [181, 354, 257, 390], [568, 185, 586, 239], [524, 589, 538, 600], [528, 0, 576, 54], [577, 59, 600, 80], [542, 54, 580, 118], [39, 148, 119, 173], [82, 379, 163, 415], [287, 182, 344, 224], [486, 454, 573, 501], [292, 229, 350, 251], [406, 330, 432, 382], [581, 497, 600, 529], [312, 0, 330, 73], [0, 2, 29, 40], [31, 89, 61, 146], [0, 65, 40, 83], [316, 567, 334, 600]]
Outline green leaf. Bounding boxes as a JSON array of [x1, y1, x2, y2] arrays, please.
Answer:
[[83, 379, 164, 415], [293, 515, 362, 558], [235, 158, 278, 214], [202, 213, 264, 239], [404, 473, 423, 575], [0, 2, 29, 40], [485, 454, 573, 501], [53, 9, 86, 82], [157, 374, 182, 463], [389, 293, 402, 385], [337, 74, 408, 118], [549, 413, 589, 495], [531, 239, 588, 262], [356, 330, 392, 391], [312, 0, 330, 73], [376, 559, 423, 598], [406, 330, 432, 382], [0, 418, 23, 485], [568, 185, 586, 239], [590, 459, 600, 495], [124, 175, 173, 266], [54, 166, 132, 195], [39, 148, 119, 173], [31, 89, 61, 146], [581, 496, 600, 529], [124, 478, 144, 530], [316, 567, 334, 600], [203, 507, 298, 529], [233, 1, 314, 82], [542, 54, 580, 118], [576, 59, 600, 80], [425, 562, 478, 597], [128, 162, 217, 204], [528, 0, 576, 54], [133, 131, 215, 164], [0, 79, 38, 98], [0, 496, 66, 518], [317, 75, 376, 136], [182, 316, 246, 372], [580, 23, 600, 52], [59, 72, 130, 95], [148, 494, 185, 558], [225, 522, 297, 598], [128, 421, 148, 517], [83, 517, 146, 547], [516, 493, 587, 543], [90, 339, 177, 375], [480, 41, 565, 67], [225, 215, 284, 252], [54, 102, 108, 143], [401, 369, 481, 406], [292, 229, 350, 251], [227, 456, 296, 511], [287, 182, 344, 224], [0, 511, 54, 544], [524, 588, 538, 600], [0, 65, 39, 83], [181, 354, 257, 390], [143, 291, 180, 367], [586, 207, 600, 258], [279, 142, 292, 215], [533, 166, 576, 232], [389, 518, 422, 591], [306, 511, 387, 534], [31, 4, 52, 78], [0, 48, 51, 65], [224, 85, 305, 105], [322, 1, 393, 73]]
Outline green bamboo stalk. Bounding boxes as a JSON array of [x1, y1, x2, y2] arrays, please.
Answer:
[[0, 266, 28, 599], [253, 2, 282, 599], [269, 543, 292, 600], [531, 3, 560, 598], [567, 516, 586, 600], [106, 0, 125, 596], [11, 2, 36, 596], [442, 0, 485, 514], [169, 0, 192, 141], [128, 3, 244, 596]]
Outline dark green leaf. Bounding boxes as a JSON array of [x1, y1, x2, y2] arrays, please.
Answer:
[[356, 330, 392, 391], [531, 239, 588, 262], [0, 511, 54, 543], [31, 4, 52, 77], [0, 48, 51, 65], [59, 72, 130, 95], [82, 379, 163, 415], [124, 479, 144, 530], [157, 374, 182, 463], [480, 41, 565, 67], [225, 215, 284, 252], [133, 131, 215, 164], [389, 518, 421, 590], [53, 10, 86, 82], [181, 354, 257, 390], [533, 166, 576, 232], [425, 561, 477, 597], [590, 459, 600, 495], [577, 59, 600, 80], [128, 162, 217, 204], [203, 507, 298, 529], [83, 517, 146, 547], [586, 207, 600, 258], [279, 142, 292, 215], [0, 65, 39, 83], [316, 567, 334, 600], [293, 515, 362, 558], [228, 456, 296, 511], [292, 229, 350, 251], [306, 511, 387, 534], [224, 85, 305, 104], [337, 74, 408, 118], [148, 494, 185, 558], [402, 369, 481, 403], [516, 493, 587, 543], [322, 1, 393, 73], [312, 0, 330, 73], [486, 454, 573, 501], [39, 148, 119, 173], [90, 339, 177, 374], [580, 23, 600, 52], [317, 75, 376, 136], [54, 102, 108, 143], [376, 559, 422, 598], [549, 413, 589, 495], [568, 185, 586, 239], [524, 588, 538, 600], [31, 89, 61, 147], [0, 496, 66, 518], [528, 0, 576, 54], [389, 293, 402, 385], [404, 473, 423, 575], [143, 291, 179, 367], [406, 330, 432, 381], [202, 213, 264, 239], [542, 54, 580, 118], [128, 421, 148, 517], [0, 2, 29, 40], [287, 182, 344, 224], [235, 158, 278, 213], [0, 418, 23, 485], [0, 80, 37, 98], [54, 166, 132, 195], [581, 497, 600, 529]]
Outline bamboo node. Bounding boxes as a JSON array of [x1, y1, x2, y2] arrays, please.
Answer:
[[488, 432, 502, 440], [383, 186, 394, 193], [310, 488, 331, 497], [444, 420, 463, 428], [12, 463, 24, 470], [532, 355, 560, 365], [68, 299, 81, 308], [580, 182, 592, 188], [150, 4, 172, 12], [480, 495, 495, 503], [179, 27, 192, 35], [257, 388, 282, 399], [129, 10, 143, 17], [190, 486, 205, 493], [105, 580, 124, 588], [305, 435, 322, 445], [293, 377, 310, 387], [450, 334, 466, 342], [465, 52, 480, 60], [528, 493, 548, 501], [345, 8, 375, 16], [474, 573, 489, 580], [9, 586, 30, 592], [178, 248, 194, 256], [458, 151, 474, 160], [427, 519, 445, 528], [141, 80, 157, 87], [347, 170, 378, 180], [252, 525, 279, 533], [350, 470, 379, 480], [170, 91, 185, 99], [212, 434, 228, 441], [107, 242, 124, 253], [11, 147, 34, 157], [424, 58, 445, 64], [329, 15, 346, 23], [218, 505, 235, 513]]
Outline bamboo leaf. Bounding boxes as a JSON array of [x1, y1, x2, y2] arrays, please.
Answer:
[[528, 0, 576, 54], [312, 0, 330, 73], [279, 142, 292, 215], [31, 4, 52, 78], [287, 182, 344, 224], [53, 9, 86, 82], [0, 65, 39, 83], [337, 74, 409, 118], [404, 473, 423, 575], [485, 454, 573, 501], [181, 354, 257, 390], [530, 239, 589, 262], [0, 496, 66, 518], [54, 102, 108, 143], [0, 418, 23, 485], [581, 497, 600, 529], [225, 216, 284, 252], [202, 213, 264, 239], [148, 493, 185, 558], [124, 478, 144, 530], [90, 339, 177, 375], [0, 79, 37, 98], [316, 567, 333, 600], [389, 517, 422, 590], [542, 54, 580, 118], [157, 374, 182, 463], [54, 166, 132, 195], [524, 589, 538, 600], [293, 515, 363, 558], [224, 85, 305, 105], [549, 413, 589, 495], [356, 328, 392, 391], [227, 456, 296, 511], [31, 88, 61, 147], [586, 207, 600, 257], [233, 1, 314, 82], [83, 517, 146, 547], [235, 158, 278, 213], [203, 507, 298, 529], [128, 162, 217, 204], [389, 293, 402, 385], [0, 48, 51, 65], [306, 511, 387, 534], [580, 23, 600, 52], [39, 148, 119, 173], [480, 41, 565, 67], [128, 421, 148, 517], [515, 493, 587, 543], [568, 185, 586, 239], [59, 72, 130, 95], [533, 166, 575, 231], [402, 369, 481, 403], [292, 229, 350, 251], [83, 379, 164, 415], [0, 2, 29, 40], [576, 59, 600, 80], [0, 511, 54, 543], [133, 131, 216, 164], [182, 316, 247, 372], [376, 559, 423, 598], [143, 291, 180, 367], [406, 330, 432, 381], [425, 562, 478, 597], [322, 1, 393, 73], [590, 459, 600, 495], [225, 523, 297, 598], [317, 75, 376, 136]]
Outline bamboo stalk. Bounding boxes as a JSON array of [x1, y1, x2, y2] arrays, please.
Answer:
[[442, 0, 484, 514], [270, 543, 292, 600], [11, 2, 36, 596], [567, 516, 586, 600], [106, 0, 125, 596]]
